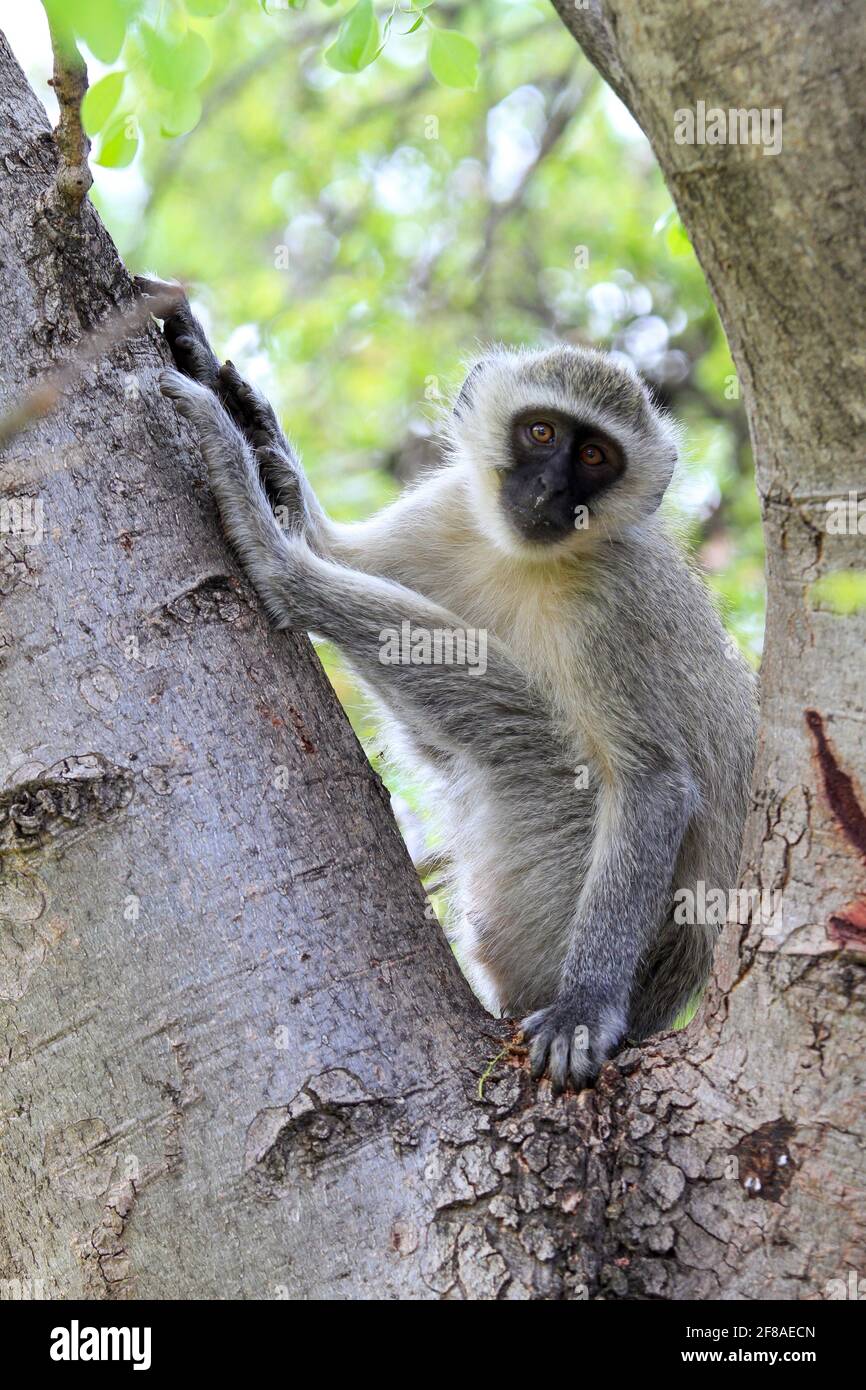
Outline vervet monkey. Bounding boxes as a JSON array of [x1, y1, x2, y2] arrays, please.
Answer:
[[145, 281, 757, 1091]]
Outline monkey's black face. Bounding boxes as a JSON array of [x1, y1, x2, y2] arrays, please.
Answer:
[[501, 408, 626, 543]]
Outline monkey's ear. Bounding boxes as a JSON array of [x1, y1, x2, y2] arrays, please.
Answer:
[[453, 360, 485, 418]]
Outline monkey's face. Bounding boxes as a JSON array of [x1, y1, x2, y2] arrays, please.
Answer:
[[449, 345, 679, 557], [501, 409, 626, 544]]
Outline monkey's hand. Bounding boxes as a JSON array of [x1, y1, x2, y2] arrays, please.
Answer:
[[215, 360, 284, 454], [136, 276, 223, 393], [138, 276, 293, 481], [160, 366, 301, 596], [521, 989, 628, 1093], [147, 280, 328, 545], [523, 768, 696, 1093]]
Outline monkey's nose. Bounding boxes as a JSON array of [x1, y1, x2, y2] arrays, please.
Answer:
[[536, 469, 568, 502]]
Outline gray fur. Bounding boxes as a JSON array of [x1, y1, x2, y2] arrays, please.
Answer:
[[158, 304, 757, 1093]]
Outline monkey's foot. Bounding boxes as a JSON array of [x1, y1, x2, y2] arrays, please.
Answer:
[[160, 367, 278, 544], [136, 277, 223, 393], [521, 995, 627, 1094]]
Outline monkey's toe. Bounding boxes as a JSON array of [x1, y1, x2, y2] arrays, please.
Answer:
[[217, 360, 246, 398]]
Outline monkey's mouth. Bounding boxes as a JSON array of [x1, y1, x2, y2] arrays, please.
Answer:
[[508, 500, 587, 545]]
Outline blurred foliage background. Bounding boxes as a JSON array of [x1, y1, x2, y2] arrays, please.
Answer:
[[17, 0, 765, 862]]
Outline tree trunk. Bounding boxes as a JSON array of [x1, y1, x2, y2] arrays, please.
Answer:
[[1, 0, 864, 1301], [545, 0, 866, 1297], [0, 31, 493, 1301]]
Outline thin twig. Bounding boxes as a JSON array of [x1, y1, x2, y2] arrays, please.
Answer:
[[45, 8, 93, 212], [0, 285, 185, 454]]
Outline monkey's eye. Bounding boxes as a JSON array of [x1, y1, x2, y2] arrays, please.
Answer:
[[578, 442, 608, 467], [528, 421, 556, 445]]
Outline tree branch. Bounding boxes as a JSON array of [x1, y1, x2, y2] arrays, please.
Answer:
[[44, 7, 93, 212]]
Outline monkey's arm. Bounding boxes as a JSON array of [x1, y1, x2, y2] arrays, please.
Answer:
[[523, 764, 697, 1091], [159, 368, 549, 766]]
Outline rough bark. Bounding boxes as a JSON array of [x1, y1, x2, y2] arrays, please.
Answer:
[[1, 0, 864, 1302], [0, 31, 493, 1301], [546, 0, 866, 1297]]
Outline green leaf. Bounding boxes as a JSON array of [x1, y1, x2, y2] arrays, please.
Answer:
[[141, 23, 212, 91], [81, 71, 125, 135], [428, 28, 478, 90], [666, 217, 693, 258], [158, 88, 203, 136], [185, 0, 230, 14], [95, 113, 139, 168], [324, 0, 380, 74], [72, 0, 127, 64]]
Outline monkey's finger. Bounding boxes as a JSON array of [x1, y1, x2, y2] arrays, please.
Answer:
[[136, 279, 222, 390], [568, 1044, 595, 1091], [528, 1032, 552, 1080], [134, 275, 186, 308], [520, 1008, 549, 1040], [164, 332, 222, 392], [135, 277, 211, 372], [218, 362, 280, 435], [164, 311, 222, 382], [218, 361, 258, 423], [218, 360, 247, 395], [217, 362, 256, 429], [548, 1034, 570, 1093]]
